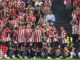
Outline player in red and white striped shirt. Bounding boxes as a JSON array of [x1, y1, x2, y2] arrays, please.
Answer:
[[52, 25, 59, 48], [16, 25, 26, 48], [47, 26, 59, 47], [2, 27, 11, 56], [34, 26, 43, 48], [15, 25, 26, 58], [44, 0, 52, 9], [50, 26, 59, 42], [25, 25, 34, 47], [46, 26, 56, 47], [1, 31, 8, 43], [70, 19, 79, 46], [60, 26, 68, 49], [4, 27, 11, 42], [46, 27, 52, 44]]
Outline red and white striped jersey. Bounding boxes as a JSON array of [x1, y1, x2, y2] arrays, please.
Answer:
[[53, 29, 59, 42], [44, 1, 51, 7], [73, 0, 77, 7], [17, 29, 25, 43], [16, 1, 25, 7], [25, 29, 34, 42], [72, 24, 79, 34], [34, 29, 42, 42], [6, 34, 11, 42], [27, 15, 36, 25], [46, 30, 52, 43], [61, 30, 68, 44], [0, 20, 4, 28], [4, 28, 10, 38], [9, 18, 19, 25]]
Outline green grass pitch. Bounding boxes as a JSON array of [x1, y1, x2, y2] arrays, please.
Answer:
[[0, 59, 80, 60]]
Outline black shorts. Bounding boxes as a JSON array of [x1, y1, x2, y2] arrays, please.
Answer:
[[72, 34, 78, 44], [53, 42, 59, 49], [62, 43, 67, 49], [5, 41, 11, 47], [18, 42, 25, 48], [36, 42, 42, 48]]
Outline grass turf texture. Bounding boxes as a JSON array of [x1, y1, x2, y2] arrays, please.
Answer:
[[0, 59, 80, 60]]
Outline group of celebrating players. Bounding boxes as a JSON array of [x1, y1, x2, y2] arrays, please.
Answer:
[[0, 0, 78, 59]]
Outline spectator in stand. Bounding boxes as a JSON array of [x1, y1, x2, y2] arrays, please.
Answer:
[[44, 0, 52, 9], [72, 9, 77, 20], [64, 0, 72, 18], [35, 0, 43, 7], [34, 5, 43, 25], [73, 0, 77, 7], [44, 7, 49, 19], [26, 11, 36, 26], [73, 0, 80, 7], [23, 0, 29, 7], [46, 10, 55, 26]]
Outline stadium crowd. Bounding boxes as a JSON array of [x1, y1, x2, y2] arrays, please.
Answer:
[[0, 0, 80, 59]]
